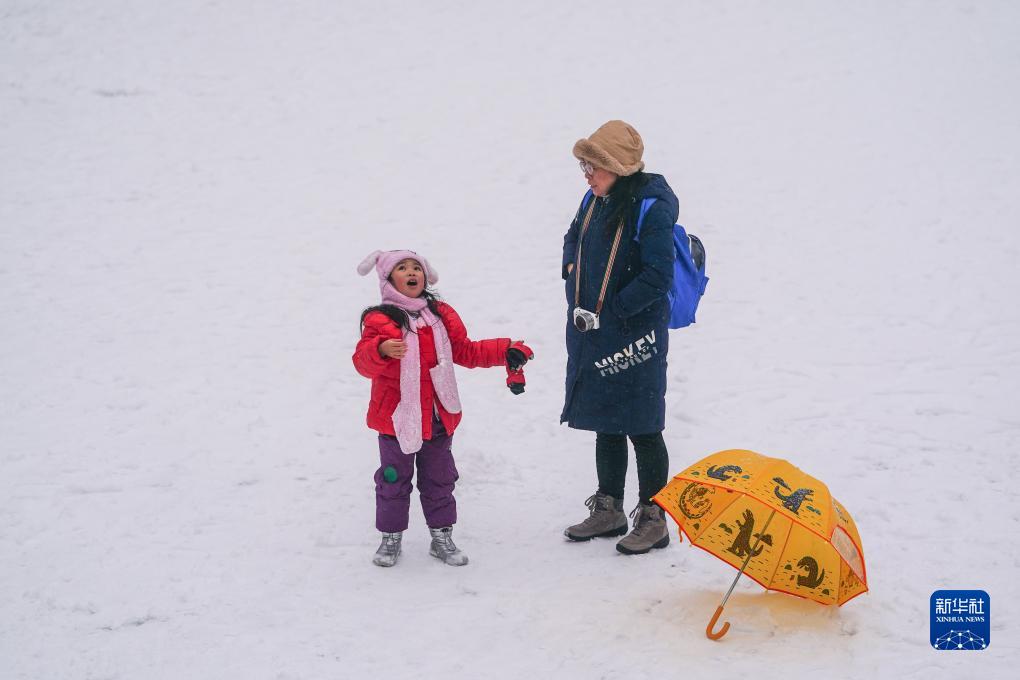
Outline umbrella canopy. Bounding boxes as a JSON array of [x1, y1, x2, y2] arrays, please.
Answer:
[[653, 449, 867, 618]]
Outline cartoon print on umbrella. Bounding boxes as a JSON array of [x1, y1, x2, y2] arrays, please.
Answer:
[[706, 464, 743, 482], [725, 509, 773, 559], [832, 499, 849, 524], [796, 556, 826, 589], [839, 564, 862, 593], [773, 477, 814, 514], [679, 482, 714, 520]]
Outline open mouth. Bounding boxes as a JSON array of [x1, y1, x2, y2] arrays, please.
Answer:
[[406, 279, 419, 288]]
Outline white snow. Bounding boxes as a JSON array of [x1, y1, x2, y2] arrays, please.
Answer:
[[2, 1, 1019, 678]]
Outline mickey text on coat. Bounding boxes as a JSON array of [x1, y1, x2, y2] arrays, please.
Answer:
[[593, 331, 658, 376]]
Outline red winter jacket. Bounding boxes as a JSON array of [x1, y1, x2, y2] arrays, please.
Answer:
[[353, 302, 510, 440]]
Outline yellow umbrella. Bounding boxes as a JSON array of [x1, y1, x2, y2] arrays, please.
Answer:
[[652, 449, 868, 640]]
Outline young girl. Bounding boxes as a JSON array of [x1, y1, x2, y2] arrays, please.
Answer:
[[353, 250, 532, 567]]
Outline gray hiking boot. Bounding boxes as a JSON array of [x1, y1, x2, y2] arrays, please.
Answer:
[[616, 503, 670, 555], [564, 491, 628, 541], [429, 526, 468, 566], [372, 531, 402, 567]]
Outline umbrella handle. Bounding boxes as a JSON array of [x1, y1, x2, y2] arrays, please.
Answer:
[[706, 605, 730, 640], [705, 508, 773, 641]]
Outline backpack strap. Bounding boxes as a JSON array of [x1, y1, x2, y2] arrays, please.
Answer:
[[579, 189, 594, 213], [571, 190, 595, 227], [634, 197, 658, 240]]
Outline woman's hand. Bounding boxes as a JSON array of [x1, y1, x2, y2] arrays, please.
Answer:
[[379, 339, 408, 359], [567, 263, 574, 274]]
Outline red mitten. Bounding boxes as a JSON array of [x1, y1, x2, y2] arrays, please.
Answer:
[[505, 341, 534, 395], [506, 369, 526, 395]]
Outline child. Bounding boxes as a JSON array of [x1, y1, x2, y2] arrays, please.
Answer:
[[353, 250, 533, 567]]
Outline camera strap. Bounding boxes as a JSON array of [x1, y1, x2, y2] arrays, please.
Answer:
[[574, 198, 625, 315]]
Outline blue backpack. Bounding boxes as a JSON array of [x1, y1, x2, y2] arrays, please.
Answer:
[[580, 191, 708, 328], [637, 197, 708, 328]]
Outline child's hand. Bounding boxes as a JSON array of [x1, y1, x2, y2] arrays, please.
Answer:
[[379, 339, 408, 359], [506, 341, 534, 371], [505, 341, 534, 395]]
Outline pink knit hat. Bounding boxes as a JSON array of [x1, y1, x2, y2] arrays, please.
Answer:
[[357, 250, 439, 290]]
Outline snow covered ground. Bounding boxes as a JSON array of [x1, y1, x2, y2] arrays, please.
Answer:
[[2, 1, 1019, 678]]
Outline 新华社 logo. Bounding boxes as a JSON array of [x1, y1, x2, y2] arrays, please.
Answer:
[[930, 590, 990, 650]]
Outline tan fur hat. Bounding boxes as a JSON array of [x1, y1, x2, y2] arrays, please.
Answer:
[[573, 120, 645, 176]]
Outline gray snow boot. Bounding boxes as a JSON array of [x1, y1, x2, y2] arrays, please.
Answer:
[[429, 526, 468, 566], [372, 531, 402, 567], [616, 503, 670, 555], [564, 491, 628, 541]]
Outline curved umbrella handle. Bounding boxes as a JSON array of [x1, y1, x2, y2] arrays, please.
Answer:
[[706, 605, 730, 640], [704, 508, 773, 641]]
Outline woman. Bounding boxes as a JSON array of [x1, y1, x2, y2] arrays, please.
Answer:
[[561, 120, 679, 555]]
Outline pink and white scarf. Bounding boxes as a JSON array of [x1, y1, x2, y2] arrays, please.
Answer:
[[359, 250, 461, 454]]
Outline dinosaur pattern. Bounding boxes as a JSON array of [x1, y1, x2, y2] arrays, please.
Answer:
[[678, 483, 713, 520], [840, 568, 860, 592], [832, 500, 848, 524], [772, 477, 814, 514], [796, 556, 826, 589], [726, 509, 771, 559], [706, 464, 743, 481]]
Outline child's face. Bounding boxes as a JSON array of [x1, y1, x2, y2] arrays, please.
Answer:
[[389, 258, 425, 297]]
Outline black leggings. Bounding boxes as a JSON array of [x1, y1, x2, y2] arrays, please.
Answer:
[[595, 431, 669, 505]]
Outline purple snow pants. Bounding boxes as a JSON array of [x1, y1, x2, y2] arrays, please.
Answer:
[[375, 419, 459, 532]]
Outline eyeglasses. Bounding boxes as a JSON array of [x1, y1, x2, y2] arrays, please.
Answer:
[[579, 160, 595, 176]]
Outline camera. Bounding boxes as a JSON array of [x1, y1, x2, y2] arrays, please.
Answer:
[[573, 307, 600, 332]]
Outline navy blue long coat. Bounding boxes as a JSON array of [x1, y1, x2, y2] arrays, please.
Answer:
[[560, 173, 679, 435]]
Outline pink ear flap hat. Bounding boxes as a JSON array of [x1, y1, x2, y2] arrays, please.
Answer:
[[357, 249, 439, 294]]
